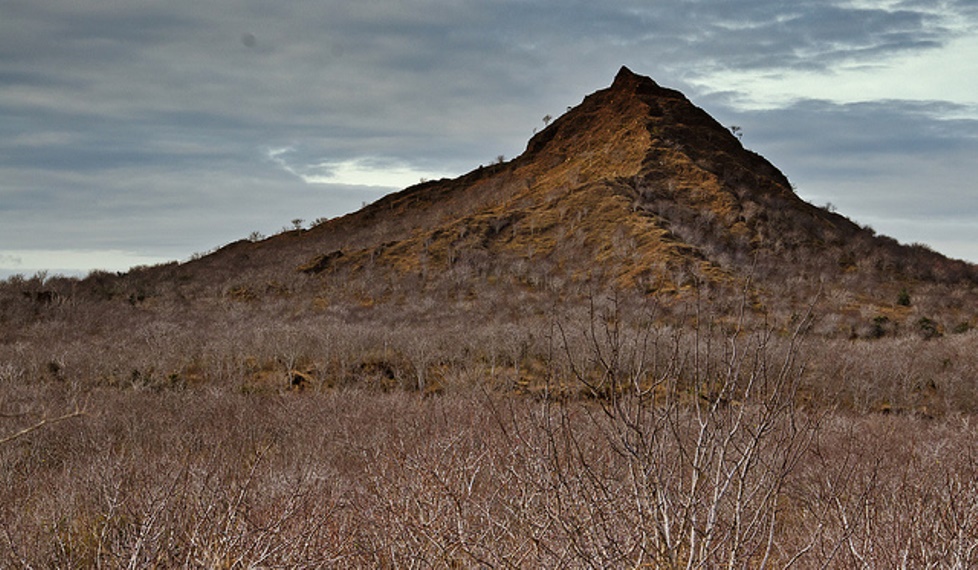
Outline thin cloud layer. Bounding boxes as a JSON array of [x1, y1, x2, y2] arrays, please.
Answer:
[[1, 0, 977, 276]]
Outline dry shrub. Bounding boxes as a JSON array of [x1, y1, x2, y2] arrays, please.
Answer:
[[4, 282, 978, 566], [2, 315, 977, 568]]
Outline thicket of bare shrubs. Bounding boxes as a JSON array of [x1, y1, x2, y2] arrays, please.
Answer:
[[3, 276, 978, 566], [3, 367, 978, 566]]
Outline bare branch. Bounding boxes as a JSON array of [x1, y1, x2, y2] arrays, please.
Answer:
[[0, 408, 87, 446]]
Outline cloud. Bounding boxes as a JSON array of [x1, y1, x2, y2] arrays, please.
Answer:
[[1, 0, 977, 270], [0, 160, 388, 258], [266, 147, 452, 187]]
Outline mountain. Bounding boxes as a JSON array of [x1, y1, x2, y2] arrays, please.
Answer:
[[33, 67, 978, 335]]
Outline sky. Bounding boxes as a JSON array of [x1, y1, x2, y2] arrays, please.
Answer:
[[2, 0, 977, 278]]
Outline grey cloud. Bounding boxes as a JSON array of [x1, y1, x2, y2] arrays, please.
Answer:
[[5, 1, 963, 139], [0, 161, 386, 257], [671, 3, 952, 73], [2, 0, 977, 268], [727, 99, 978, 163]]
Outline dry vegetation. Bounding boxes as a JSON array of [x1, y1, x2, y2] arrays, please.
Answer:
[[3, 275, 978, 568]]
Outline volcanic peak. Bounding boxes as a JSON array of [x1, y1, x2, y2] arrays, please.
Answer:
[[171, 66, 977, 322]]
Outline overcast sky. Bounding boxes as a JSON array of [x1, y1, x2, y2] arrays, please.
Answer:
[[2, 0, 977, 278]]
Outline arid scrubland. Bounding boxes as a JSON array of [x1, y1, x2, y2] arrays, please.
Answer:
[[3, 278, 978, 568], [5, 68, 978, 567]]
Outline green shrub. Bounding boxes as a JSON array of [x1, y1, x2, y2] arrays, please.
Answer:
[[897, 288, 911, 306]]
